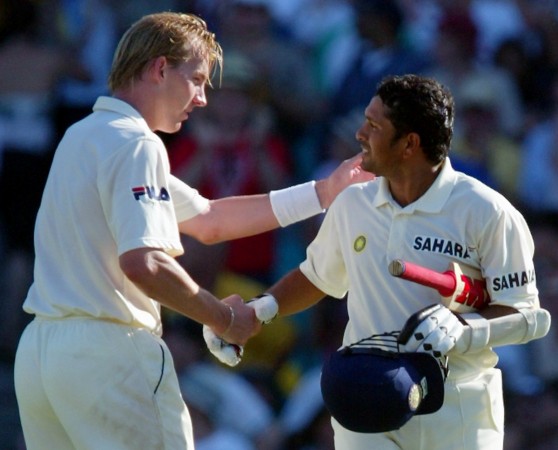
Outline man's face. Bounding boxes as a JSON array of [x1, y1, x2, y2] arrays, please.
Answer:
[[356, 96, 405, 176], [159, 56, 210, 133]]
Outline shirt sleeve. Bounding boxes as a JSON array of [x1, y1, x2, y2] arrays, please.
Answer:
[[480, 206, 539, 309], [300, 205, 349, 299], [98, 137, 184, 257], [168, 175, 210, 222]]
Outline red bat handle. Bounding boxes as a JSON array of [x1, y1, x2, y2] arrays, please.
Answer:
[[388, 259, 456, 297]]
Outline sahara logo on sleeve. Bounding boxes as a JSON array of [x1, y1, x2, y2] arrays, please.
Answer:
[[132, 185, 170, 203], [492, 270, 536, 292]]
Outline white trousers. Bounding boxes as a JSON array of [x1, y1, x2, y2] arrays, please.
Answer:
[[14, 317, 194, 450], [332, 368, 504, 450]]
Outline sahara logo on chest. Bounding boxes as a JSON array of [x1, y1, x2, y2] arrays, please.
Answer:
[[413, 236, 471, 259]]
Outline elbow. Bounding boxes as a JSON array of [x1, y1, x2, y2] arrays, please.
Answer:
[[178, 202, 225, 245], [184, 227, 223, 245], [119, 249, 157, 285], [194, 228, 223, 245]]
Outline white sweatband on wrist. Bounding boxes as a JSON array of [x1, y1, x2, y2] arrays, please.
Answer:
[[248, 293, 279, 323], [453, 308, 551, 354], [270, 181, 324, 227]]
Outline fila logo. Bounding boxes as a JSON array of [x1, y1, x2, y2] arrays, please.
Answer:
[[132, 185, 170, 202]]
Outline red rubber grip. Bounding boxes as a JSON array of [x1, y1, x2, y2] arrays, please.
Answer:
[[388, 259, 457, 297]]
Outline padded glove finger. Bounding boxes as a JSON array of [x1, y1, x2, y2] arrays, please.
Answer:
[[401, 304, 463, 357]]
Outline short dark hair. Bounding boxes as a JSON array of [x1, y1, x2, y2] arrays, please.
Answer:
[[376, 74, 454, 164]]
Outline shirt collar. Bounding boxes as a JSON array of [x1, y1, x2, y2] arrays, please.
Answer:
[[372, 158, 457, 213], [93, 96, 149, 129]]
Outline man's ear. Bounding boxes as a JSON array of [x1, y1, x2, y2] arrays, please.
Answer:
[[148, 56, 168, 82], [402, 132, 421, 159]]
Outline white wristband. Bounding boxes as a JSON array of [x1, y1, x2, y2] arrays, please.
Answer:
[[270, 181, 324, 227]]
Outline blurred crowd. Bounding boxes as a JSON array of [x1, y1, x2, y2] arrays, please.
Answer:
[[2, 0, 558, 449]]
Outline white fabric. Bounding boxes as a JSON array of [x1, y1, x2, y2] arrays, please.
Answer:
[[300, 158, 539, 379], [23, 96, 183, 334], [169, 175, 210, 222], [15, 318, 194, 449], [270, 181, 324, 227]]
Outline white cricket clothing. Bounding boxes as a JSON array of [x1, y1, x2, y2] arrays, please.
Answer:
[[22, 96, 202, 334], [15, 96, 209, 450], [15, 318, 194, 450], [300, 159, 537, 449], [170, 174, 210, 222], [301, 158, 538, 378]]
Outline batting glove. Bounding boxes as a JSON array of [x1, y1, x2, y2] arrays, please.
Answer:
[[203, 294, 279, 366], [398, 303, 464, 359]]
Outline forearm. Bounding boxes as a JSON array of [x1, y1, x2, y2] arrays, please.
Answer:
[[179, 194, 280, 243], [120, 248, 231, 333], [179, 180, 325, 243], [267, 268, 326, 316]]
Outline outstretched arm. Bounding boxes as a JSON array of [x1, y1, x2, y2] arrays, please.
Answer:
[[119, 247, 261, 345], [178, 152, 374, 243], [266, 268, 326, 316], [203, 267, 327, 366]]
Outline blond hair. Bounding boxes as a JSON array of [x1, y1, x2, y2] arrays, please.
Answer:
[[108, 12, 223, 92]]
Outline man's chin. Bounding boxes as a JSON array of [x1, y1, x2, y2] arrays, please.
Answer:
[[161, 122, 183, 134]]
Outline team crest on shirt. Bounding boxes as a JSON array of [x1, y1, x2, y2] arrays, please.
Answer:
[[354, 235, 367, 252], [132, 185, 170, 203]]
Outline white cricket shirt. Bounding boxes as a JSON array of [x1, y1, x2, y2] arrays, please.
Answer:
[[23, 97, 208, 334], [300, 158, 539, 377]]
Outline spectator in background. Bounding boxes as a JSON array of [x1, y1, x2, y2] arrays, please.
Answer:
[[492, 0, 558, 132], [450, 77, 522, 204], [305, 109, 364, 241], [424, 9, 525, 139], [329, 0, 430, 119], [268, 0, 357, 99], [217, 0, 326, 169], [0, 0, 68, 358], [501, 213, 558, 450], [517, 75, 558, 213], [180, 374, 257, 450], [168, 53, 302, 396], [398, 0, 443, 57], [279, 365, 334, 450], [163, 315, 275, 450], [168, 52, 292, 289], [529, 213, 558, 385], [40, 0, 118, 141], [468, 0, 527, 65]]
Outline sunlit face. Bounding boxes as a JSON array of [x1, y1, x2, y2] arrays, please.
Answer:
[[160, 56, 209, 133], [356, 96, 406, 176]]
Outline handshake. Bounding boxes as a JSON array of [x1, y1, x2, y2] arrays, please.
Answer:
[[203, 294, 279, 366]]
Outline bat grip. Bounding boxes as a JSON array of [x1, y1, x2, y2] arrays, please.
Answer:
[[389, 259, 457, 297]]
